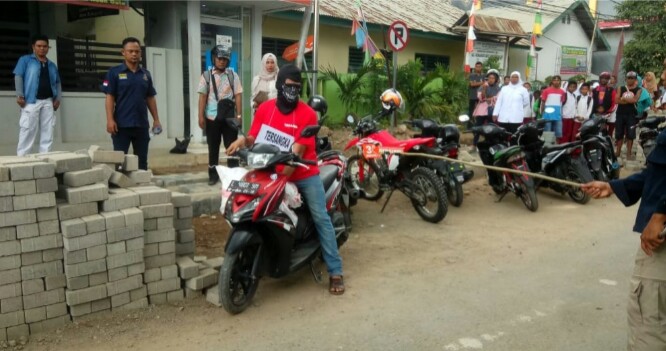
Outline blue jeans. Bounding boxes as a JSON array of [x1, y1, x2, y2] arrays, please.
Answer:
[[543, 120, 563, 138], [112, 127, 150, 170], [294, 175, 343, 276]]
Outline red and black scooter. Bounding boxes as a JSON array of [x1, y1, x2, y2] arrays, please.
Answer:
[[219, 126, 354, 314]]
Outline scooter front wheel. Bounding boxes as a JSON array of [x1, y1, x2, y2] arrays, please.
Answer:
[[219, 245, 260, 314], [446, 176, 464, 207], [517, 178, 539, 212]]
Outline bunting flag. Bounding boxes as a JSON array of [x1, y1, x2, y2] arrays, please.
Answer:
[[351, 1, 384, 63], [526, 0, 542, 80], [351, 19, 365, 48], [474, 0, 482, 10], [612, 30, 624, 79], [464, 0, 478, 73], [532, 0, 543, 35]]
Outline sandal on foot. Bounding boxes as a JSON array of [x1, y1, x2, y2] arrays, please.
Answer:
[[329, 276, 345, 295]]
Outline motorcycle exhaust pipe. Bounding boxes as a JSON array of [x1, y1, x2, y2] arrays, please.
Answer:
[[349, 188, 361, 199]]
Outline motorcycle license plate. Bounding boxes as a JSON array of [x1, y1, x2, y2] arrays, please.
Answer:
[[361, 143, 381, 159], [227, 180, 260, 195], [455, 173, 465, 182]]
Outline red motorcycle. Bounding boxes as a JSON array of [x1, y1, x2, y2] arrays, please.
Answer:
[[343, 90, 448, 223], [219, 126, 354, 314]]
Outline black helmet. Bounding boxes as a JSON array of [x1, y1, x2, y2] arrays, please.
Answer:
[[308, 95, 328, 115], [211, 45, 231, 60]]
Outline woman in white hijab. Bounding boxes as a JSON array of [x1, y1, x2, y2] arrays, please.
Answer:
[[251, 53, 279, 115], [493, 71, 530, 133]]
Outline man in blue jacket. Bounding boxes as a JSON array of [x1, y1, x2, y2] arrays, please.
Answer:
[[583, 129, 666, 350], [13, 34, 61, 156]]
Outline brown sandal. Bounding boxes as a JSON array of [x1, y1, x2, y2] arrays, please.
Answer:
[[329, 276, 345, 295]]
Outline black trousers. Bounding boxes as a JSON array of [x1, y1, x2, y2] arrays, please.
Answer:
[[112, 127, 150, 170], [206, 117, 239, 180]]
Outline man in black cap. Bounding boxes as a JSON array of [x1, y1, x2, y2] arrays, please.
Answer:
[[582, 127, 666, 350], [197, 45, 243, 185], [226, 64, 345, 295]]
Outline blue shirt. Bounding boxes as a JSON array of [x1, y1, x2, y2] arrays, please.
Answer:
[[610, 129, 666, 233], [13, 54, 61, 104], [103, 63, 157, 128]]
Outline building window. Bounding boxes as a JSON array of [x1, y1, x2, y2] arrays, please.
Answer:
[[262, 37, 312, 71], [348, 47, 364, 73], [415, 53, 450, 72], [57, 37, 125, 92]]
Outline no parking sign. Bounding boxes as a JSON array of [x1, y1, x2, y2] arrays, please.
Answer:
[[388, 20, 409, 52]]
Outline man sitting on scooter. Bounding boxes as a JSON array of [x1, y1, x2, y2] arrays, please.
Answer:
[[226, 64, 345, 295]]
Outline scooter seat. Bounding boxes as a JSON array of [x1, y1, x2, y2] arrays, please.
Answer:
[[319, 165, 338, 190], [542, 141, 579, 154]]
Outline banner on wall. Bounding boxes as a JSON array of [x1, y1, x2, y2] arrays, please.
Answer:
[[468, 41, 505, 70], [560, 46, 587, 75], [45, 0, 129, 10]]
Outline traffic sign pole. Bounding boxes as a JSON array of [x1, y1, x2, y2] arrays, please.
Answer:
[[392, 51, 398, 127], [387, 20, 409, 127]]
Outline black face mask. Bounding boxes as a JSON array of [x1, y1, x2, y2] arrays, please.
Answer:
[[276, 84, 301, 114]]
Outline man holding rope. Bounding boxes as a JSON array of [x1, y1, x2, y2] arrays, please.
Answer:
[[582, 128, 666, 350]]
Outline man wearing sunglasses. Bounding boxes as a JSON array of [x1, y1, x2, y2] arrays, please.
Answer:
[[226, 64, 345, 295]]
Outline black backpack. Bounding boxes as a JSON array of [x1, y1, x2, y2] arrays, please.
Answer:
[[576, 95, 592, 109]]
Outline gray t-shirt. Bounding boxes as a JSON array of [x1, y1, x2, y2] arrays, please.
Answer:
[[469, 72, 484, 100]]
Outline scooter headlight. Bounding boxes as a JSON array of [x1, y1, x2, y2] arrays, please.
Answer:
[[231, 197, 262, 223], [247, 153, 273, 169]]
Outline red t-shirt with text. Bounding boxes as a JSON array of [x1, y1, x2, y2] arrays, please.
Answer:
[[249, 99, 319, 181]]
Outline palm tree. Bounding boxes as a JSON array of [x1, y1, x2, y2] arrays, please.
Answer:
[[320, 62, 380, 114]]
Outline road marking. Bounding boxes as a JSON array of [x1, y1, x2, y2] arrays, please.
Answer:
[[458, 338, 484, 349], [599, 279, 617, 286]]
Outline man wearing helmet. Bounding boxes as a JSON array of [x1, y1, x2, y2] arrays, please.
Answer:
[[592, 72, 617, 137], [226, 64, 345, 295], [197, 45, 243, 185]]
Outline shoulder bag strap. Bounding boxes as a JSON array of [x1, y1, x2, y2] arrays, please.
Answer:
[[211, 69, 219, 101]]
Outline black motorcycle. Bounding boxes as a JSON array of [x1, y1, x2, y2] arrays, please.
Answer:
[[578, 115, 620, 181], [636, 116, 666, 161], [406, 118, 474, 207]]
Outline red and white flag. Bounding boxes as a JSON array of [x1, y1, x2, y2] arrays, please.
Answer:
[[464, 0, 479, 72]]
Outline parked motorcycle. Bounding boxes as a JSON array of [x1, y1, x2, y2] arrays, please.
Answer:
[[406, 118, 474, 207], [578, 115, 620, 181], [219, 125, 352, 314], [344, 90, 448, 223], [636, 115, 666, 161], [517, 120, 593, 204], [469, 118, 539, 212]]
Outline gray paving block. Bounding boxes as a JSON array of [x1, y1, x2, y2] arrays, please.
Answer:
[[62, 168, 106, 187], [132, 186, 172, 206], [21, 251, 41, 266], [146, 277, 180, 295], [66, 284, 107, 306], [66, 276, 88, 290], [145, 228, 175, 244], [108, 266, 128, 282], [0, 296, 22, 313], [100, 211, 125, 230], [126, 170, 152, 184], [109, 172, 136, 188], [0, 255, 21, 271], [37, 153, 92, 174], [127, 263, 145, 277], [42, 248, 63, 262], [121, 155, 139, 172], [22, 279, 44, 295], [167, 289, 184, 303], [160, 265, 178, 279], [13, 180, 36, 196], [111, 292, 130, 308], [0, 311, 24, 328], [37, 207, 58, 221], [69, 302, 91, 317], [14, 225, 40, 245], [89, 271, 108, 286], [92, 164, 114, 182], [33, 163, 55, 179], [24, 307, 46, 323], [20, 233, 63, 253], [45, 275, 66, 290], [171, 192, 192, 207], [158, 242, 175, 255], [63, 231, 106, 252], [0, 284, 21, 300], [57, 183, 108, 204], [91, 297, 110, 313], [101, 190, 140, 211], [106, 241, 126, 256], [176, 256, 199, 280], [143, 268, 161, 283], [60, 218, 87, 238], [38, 219, 60, 236], [36, 177, 58, 193], [205, 285, 221, 307], [184, 287, 201, 300], [0, 210, 36, 228], [81, 214, 106, 233], [8, 163, 34, 181], [86, 245, 107, 261], [157, 217, 173, 230], [143, 243, 158, 257], [0, 167, 8, 182], [185, 268, 218, 291], [126, 237, 144, 251], [106, 224, 143, 243], [120, 207, 143, 226], [143, 219, 157, 231], [6, 324, 29, 340], [0, 182, 13, 197], [148, 293, 167, 305], [21, 261, 63, 280], [92, 150, 125, 164], [0, 241, 20, 258], [139, 204, 174, 219], [13, 192, 56, 211], [177, 229, 195, 243], [130, 285, 147, 301], [106, 250, 143, 269], [0, 197, 12, 213], [46, 302, 67, 319], [64, 258, 106, 278], [57, 202, 98, 221], [64, 249, 86, 265], [177, 206, 193, 219], [118, 297, 148, 310], [29, 315, 70, 334], [173, 218, 192, 230], [24, 288, 65, 309], [106, 274, 143, 296], [0, 228, 15, 242]]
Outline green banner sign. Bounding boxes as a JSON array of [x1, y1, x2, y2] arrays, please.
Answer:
[[560, 46, 587, 75]]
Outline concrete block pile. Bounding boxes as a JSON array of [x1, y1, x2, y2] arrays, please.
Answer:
[[172, 192, 195, 257]]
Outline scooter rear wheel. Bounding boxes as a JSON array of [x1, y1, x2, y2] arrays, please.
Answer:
[[446, 176, 464, 207], [219, 245, 260, 314]]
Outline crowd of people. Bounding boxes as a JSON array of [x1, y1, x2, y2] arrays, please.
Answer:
[[468, 61, 666, 160]]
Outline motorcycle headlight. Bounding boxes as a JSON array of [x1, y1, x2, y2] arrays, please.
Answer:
[[247, 152, 273, 169], [231, 197, 261, 223]]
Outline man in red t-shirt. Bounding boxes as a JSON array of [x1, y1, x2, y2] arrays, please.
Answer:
[[226, 64, 345, 295]]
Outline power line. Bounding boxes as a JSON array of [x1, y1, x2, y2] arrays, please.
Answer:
[[481, 0, 618, 21]]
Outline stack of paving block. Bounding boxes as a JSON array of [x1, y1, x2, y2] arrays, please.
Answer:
[[133, 186, 182, 304], [89, 147, 152, 188], [171, 192, 195, 257], [0, 158, 69, 340], [184, 256, 220, 302]]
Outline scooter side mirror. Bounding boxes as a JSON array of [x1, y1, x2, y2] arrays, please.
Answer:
[[458, 114, 470, 123], [319, 115, 328, 126], [346, 115, 355, 124], [301, 125, 321, 138]]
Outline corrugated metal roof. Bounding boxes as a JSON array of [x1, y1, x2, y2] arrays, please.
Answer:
[[599, 20, 631, 30], [317, 0, 465, 36], [475, 0, 576, 33], [451, 14, 526, 37]]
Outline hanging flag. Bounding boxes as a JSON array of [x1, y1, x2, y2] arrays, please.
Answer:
[[474, 0, 482, 10], [464, 0, 478, 72], [352, 1, 384, 63], [612, 30, 624, 79], [532, 0, 543, 35], [351, 19, 365, 48], [526, 0, 542, 79]]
